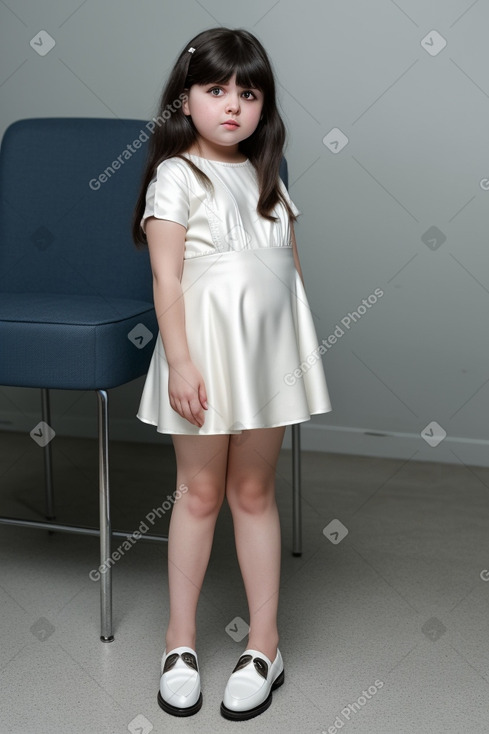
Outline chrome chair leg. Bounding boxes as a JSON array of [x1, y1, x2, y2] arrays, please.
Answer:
[[41, 388, 55, 521], [291, 424, 302, 556], [97, 389, 114, 642]]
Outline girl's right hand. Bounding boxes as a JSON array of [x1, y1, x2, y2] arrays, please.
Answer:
[[168, 360, 208, 428]]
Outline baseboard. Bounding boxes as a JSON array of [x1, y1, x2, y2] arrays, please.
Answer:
[[1, 409, 488, 468]]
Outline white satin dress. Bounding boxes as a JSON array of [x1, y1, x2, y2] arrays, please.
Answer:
[[136, 153, 332, 435]]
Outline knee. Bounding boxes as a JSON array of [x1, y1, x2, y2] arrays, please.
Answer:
[[226, 477, 274, 514], [186, 482, 224, 518]]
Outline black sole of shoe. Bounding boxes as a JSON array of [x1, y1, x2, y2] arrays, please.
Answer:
[[157, 689, 203, 717], [220, 668, 285, 721]]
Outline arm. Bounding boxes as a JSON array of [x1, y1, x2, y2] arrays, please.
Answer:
[[145, 216, 208, 427], [145, 216, 189, 367]]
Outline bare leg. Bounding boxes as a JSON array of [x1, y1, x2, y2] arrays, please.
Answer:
[[225, 426, 286, 662], [165, 433, 229, 652]]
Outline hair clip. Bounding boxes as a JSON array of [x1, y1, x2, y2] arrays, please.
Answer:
[[188, 47, 196, 53]]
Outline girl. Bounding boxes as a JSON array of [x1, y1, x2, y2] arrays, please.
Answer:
[[132, 27, 332, 721]]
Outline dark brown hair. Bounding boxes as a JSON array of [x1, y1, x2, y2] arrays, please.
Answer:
[[132, 27, 297, 248]]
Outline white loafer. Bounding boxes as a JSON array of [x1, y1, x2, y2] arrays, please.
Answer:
[[157, 645, 202, 716], [220, 647, 284, 720]]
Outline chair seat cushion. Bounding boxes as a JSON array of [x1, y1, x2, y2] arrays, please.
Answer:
[[0, 293, 158, 389]]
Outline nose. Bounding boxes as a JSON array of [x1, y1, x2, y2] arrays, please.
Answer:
[[225, 92, 240, 114]]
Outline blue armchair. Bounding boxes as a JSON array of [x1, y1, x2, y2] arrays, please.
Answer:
[[0, 118, 303, 642]]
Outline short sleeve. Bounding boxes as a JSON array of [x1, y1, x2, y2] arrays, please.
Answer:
[[278, 177, 301, 217], [140, 158, 190, 234]]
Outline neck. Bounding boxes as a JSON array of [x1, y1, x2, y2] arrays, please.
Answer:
[[185, 140, 247, 164]]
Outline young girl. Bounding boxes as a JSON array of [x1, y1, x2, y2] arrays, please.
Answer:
[[132, 27, 332, 721]]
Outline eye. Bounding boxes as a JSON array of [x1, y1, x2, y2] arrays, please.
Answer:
[[208, 86, 223, 96], [243, 89, 259, 100]]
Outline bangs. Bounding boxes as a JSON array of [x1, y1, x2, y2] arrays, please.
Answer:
[[186, 41, 270, 92]]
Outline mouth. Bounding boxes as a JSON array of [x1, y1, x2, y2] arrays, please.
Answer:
[[222, 120, 240, 128]]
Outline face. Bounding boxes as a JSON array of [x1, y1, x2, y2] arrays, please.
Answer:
[[182, 73, 264, 160]]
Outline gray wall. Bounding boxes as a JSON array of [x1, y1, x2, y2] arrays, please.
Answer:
[[1, 1, 488, 466]]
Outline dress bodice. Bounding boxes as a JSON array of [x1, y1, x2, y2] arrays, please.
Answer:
[[141, 153, 300, 260]]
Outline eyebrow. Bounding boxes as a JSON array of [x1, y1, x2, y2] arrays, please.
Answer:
[[207, 81, 260, 90]]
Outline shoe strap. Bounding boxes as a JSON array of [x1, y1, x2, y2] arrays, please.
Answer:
[[162, 646, 199, 674], [233, 648, 276, 680]]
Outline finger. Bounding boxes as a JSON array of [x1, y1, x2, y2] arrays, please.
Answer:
[[181, 399, 200, 427], [188, 400, 204, 427], [173, 398, 183, 418], [199, 382, 208, 409]]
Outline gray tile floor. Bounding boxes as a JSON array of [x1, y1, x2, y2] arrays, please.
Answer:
[[1, 429, 489, 733]]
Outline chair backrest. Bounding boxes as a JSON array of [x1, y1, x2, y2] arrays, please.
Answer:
[[279, 157, 288, 189], [0, 118, 289, 300], [0, 118, 154, 301]]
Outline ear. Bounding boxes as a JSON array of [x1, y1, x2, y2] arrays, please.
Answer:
[[182, 89, 190, 116]]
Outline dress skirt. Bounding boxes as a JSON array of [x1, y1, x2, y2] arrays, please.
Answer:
[[137, 246, 332, 435]]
